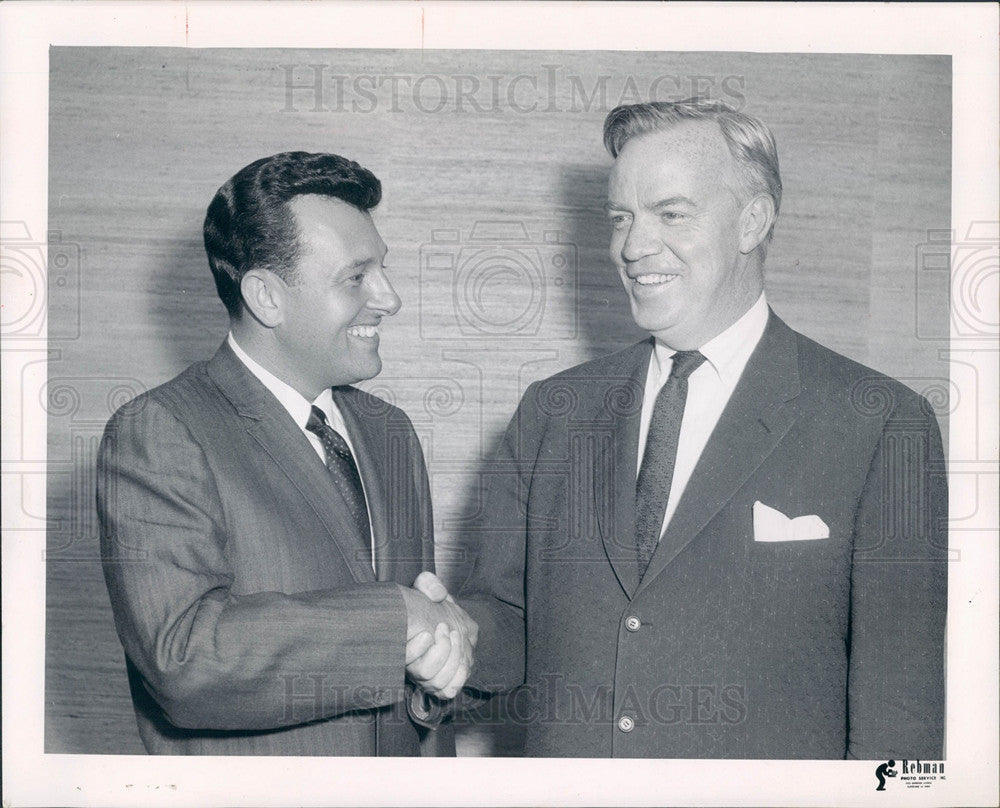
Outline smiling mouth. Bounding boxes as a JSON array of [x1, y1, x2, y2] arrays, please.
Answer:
[[631, 273, 679, 286], [346, 325, 379, 338]]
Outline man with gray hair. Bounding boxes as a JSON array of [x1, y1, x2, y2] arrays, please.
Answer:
[[454, 99, 947, 758]]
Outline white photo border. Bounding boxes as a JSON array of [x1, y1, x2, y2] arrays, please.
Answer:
[[1, 2, 997, 806]]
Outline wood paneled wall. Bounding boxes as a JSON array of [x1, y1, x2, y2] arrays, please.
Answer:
[[44, 48, 950, 755]]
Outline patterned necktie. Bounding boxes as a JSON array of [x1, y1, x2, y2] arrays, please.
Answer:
[[635, 349, 707, 577], [306, 405, 372, 562]]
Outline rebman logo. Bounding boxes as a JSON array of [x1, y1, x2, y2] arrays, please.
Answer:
[[875, 760, 945, 791]]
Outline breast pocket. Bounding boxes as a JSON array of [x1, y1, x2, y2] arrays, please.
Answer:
[[749, 536, 847, 564]]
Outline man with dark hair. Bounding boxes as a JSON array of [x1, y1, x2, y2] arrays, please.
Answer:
[[98, 151, 476, 756], [202, 152, 385, 318], [456, 100, 947, 759]]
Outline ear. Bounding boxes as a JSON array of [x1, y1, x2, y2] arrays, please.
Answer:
[[240, 268, 286, 328], [738, 194, 776, 255]]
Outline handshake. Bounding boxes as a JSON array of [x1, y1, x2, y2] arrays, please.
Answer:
[[399, 571, 478, 700]]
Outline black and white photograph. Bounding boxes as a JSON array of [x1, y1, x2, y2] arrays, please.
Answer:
[[2, 3, 997, 806]]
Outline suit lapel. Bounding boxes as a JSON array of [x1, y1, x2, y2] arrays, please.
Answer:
[[593, 339, 653, 599], [334, 387, 395, 583], [635, 312, 802, 594], [206, 342, 376, 584]]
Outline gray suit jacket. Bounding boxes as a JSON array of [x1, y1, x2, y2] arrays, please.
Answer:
[[98, 341, 437, 755], [460, 312, 947, 758]]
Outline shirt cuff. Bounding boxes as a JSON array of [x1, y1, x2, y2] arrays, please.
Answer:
[[406, 684, 448, 729]]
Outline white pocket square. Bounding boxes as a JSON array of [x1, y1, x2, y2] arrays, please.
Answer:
[[752, 501, 829, 542]]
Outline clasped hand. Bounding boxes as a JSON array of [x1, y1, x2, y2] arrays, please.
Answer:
[[400, 572, 477, 700]]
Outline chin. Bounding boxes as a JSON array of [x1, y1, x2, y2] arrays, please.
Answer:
[[631, 309, 679, 337], [630, 297, 678, 327], [327, 363, 381, 389], [357, 358, 383, 383]]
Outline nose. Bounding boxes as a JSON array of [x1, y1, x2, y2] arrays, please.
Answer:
[[368, 268, 402, 317], [618, 217, 661, 265]]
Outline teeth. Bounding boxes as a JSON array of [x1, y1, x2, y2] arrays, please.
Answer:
[[633, 274, 677, 286], [347, 325, 378, 338]]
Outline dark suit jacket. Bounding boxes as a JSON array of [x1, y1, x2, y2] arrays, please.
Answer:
[[98, 341, 437, 755], [460, 312, 947, 759]]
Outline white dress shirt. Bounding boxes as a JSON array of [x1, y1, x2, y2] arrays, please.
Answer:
[[227, 333, 375, 567], [637, 293, 770, 539]]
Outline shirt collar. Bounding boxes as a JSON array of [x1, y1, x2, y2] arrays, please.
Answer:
[[227, 333, 332, 429], [652, 292, 769, 385]]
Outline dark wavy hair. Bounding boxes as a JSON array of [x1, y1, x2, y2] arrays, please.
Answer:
[[203, 151, 381, 317]]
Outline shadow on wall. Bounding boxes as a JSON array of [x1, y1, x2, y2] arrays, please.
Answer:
[[444, 160, 631, 588], [450, 162, 643, 757], [149, 224, 230, 374], [557, 163, 644, 359], [43, 365, 147, 754]]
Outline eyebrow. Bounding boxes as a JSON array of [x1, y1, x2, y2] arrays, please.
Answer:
[[604, 195, 696, 212], [340, 258, 371, 273], [340, 247, 389, 273], [650, 195, 696, 209]]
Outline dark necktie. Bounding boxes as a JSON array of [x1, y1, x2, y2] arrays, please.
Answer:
[[635, 350, 707, 577], [306, 405, 372, 562]]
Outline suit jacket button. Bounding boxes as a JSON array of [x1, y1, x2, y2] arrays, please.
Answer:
[[624, 616, 641, 632], [618, 715, 635, 732]]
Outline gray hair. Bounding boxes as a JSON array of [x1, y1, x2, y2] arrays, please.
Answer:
[[603, 98, 782, 241]]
